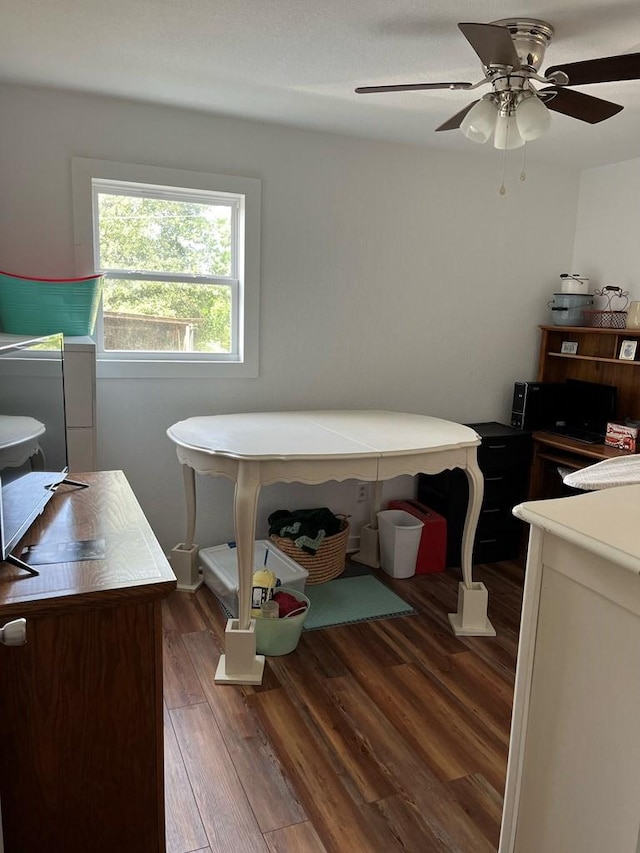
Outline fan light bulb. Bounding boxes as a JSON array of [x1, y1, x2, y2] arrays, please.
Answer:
[[516, 94, 551, 141], [459, 98, 498, 144], [494, 114, 525, 150]]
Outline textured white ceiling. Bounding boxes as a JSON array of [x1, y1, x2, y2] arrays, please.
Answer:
[[2, 0, 640, 169]]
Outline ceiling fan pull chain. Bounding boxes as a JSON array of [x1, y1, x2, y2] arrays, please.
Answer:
[[498, 134, 508, 195], [520, 143, 527, 182]]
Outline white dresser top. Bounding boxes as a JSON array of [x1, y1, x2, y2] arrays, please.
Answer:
[[514, 484, 640, 575]]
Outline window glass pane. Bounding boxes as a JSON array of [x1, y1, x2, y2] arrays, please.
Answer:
[[102, 277, 232, 353], [97, 193, 233, 277]]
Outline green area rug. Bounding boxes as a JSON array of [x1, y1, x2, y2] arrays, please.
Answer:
[[302, 574, 417, 631]]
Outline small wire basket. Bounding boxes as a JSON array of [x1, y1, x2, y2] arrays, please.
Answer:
[[583, 286, 629, 328], [583, 309, 628, 328]]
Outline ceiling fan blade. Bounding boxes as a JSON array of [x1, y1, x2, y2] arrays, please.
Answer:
[[355, 81, 473, 94], [458, 22, 521, 68], [545, 53, 640, 86], [435, 101, 479, 132], [540, 87, 623, 123]]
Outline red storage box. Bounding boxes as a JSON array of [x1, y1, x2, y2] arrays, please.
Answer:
[[387, 500, 446, 574]]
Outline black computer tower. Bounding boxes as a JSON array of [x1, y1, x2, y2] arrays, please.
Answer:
[[510, 381, 564, 431]]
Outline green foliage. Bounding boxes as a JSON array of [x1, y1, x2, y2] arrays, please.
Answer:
[[98, 193, 234, 350]]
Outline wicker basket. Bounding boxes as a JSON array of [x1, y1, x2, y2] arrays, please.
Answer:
[[270, 516, 349, 585], [583, 309, 628, 329]]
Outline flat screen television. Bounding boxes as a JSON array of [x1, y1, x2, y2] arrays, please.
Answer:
[[0, 333, 83, 575], [549, 378, 618, 444]]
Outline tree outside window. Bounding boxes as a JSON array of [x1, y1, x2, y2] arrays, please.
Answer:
[[96, 189, 237, 354]]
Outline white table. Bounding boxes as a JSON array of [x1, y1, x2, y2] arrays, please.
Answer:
[[167, 410, 495, 684], [0, 415, 45, 469]]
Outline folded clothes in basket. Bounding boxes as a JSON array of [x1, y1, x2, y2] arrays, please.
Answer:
[[267, 507, 342, 555]]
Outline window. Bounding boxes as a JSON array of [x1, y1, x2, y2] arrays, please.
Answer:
[[72, 158, 260, 378]]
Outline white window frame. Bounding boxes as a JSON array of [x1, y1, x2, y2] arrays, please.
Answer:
[[71, 157, 260, 379], [92, 180, 242, 361]]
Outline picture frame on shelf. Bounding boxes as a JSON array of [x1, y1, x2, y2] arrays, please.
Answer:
[[619, 339, 638, 360], [561, 341, 579, 354]]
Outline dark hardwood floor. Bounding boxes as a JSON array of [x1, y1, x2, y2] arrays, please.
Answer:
[[162, 559, 524, 853]]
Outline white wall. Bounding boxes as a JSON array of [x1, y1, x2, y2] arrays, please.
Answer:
[[0, 83, 581, 552], [572, 158, 640, 300]]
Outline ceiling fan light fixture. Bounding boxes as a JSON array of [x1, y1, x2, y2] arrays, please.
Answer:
[[516, 92, 551, 141], [459, 97, 499, 143], [494, 113, 525, 149]]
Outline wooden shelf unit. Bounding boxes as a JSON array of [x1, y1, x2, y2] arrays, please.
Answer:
[[537, 325, 640, 423], [529, 325, 640, 500]]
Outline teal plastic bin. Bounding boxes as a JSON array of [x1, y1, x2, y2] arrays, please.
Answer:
[[0, 270, 103, 336], [254, 587, 311, 656]]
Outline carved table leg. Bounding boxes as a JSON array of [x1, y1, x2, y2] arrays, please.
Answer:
[[448, 453, 496, 637], [215, 460, 265, 684], [183, 464, 197, 548], [170, 464, 201, 591]]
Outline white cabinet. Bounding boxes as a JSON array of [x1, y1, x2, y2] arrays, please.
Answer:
[[63, 336, 96, 471], [500, 485, 640, 853]]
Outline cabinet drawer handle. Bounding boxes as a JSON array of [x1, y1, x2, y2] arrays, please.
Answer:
[[485, 476, 504, 482], [482, 508, 501, 514], [0, 618, 27, 646], [478, 538, 498, 545], [485, 444, 507, 450]]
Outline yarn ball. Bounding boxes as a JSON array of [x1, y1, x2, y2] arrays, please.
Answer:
[[252, 569, 277, 590]]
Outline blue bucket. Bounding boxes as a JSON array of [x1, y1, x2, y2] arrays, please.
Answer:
[[0, 270, 103, 336]]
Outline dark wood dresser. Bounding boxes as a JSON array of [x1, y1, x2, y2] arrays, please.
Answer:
[[0, 470, 176, 852], [418, 421, 532, 565]]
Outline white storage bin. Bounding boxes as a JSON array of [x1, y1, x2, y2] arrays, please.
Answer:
[[559, 274, 590, 294], [377, 509, 424, 579], [199, 539, 309, 617]]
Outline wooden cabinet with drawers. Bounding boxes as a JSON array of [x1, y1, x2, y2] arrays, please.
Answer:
[[418, 422, 532, 565], [0, 471, 176, 852]]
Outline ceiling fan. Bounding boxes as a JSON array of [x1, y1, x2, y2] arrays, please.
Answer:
[[355, 19, 640, 149]]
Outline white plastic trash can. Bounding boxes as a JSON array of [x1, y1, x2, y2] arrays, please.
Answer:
[[377, 509, 424, 579]]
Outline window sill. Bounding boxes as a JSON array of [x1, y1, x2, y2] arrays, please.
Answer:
[[96, 357, 258, 379]]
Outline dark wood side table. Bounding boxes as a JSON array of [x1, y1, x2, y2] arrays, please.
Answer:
[[0, 470, 176, 852]]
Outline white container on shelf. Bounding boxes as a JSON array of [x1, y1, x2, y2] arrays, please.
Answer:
[[559, 274, 590, 294], [377, 509, 424, 579], [200, 539, 308, 616]]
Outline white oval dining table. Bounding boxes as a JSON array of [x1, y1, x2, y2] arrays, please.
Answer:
[[167, 410, 495, 684], [0, 415, 46, 469]]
